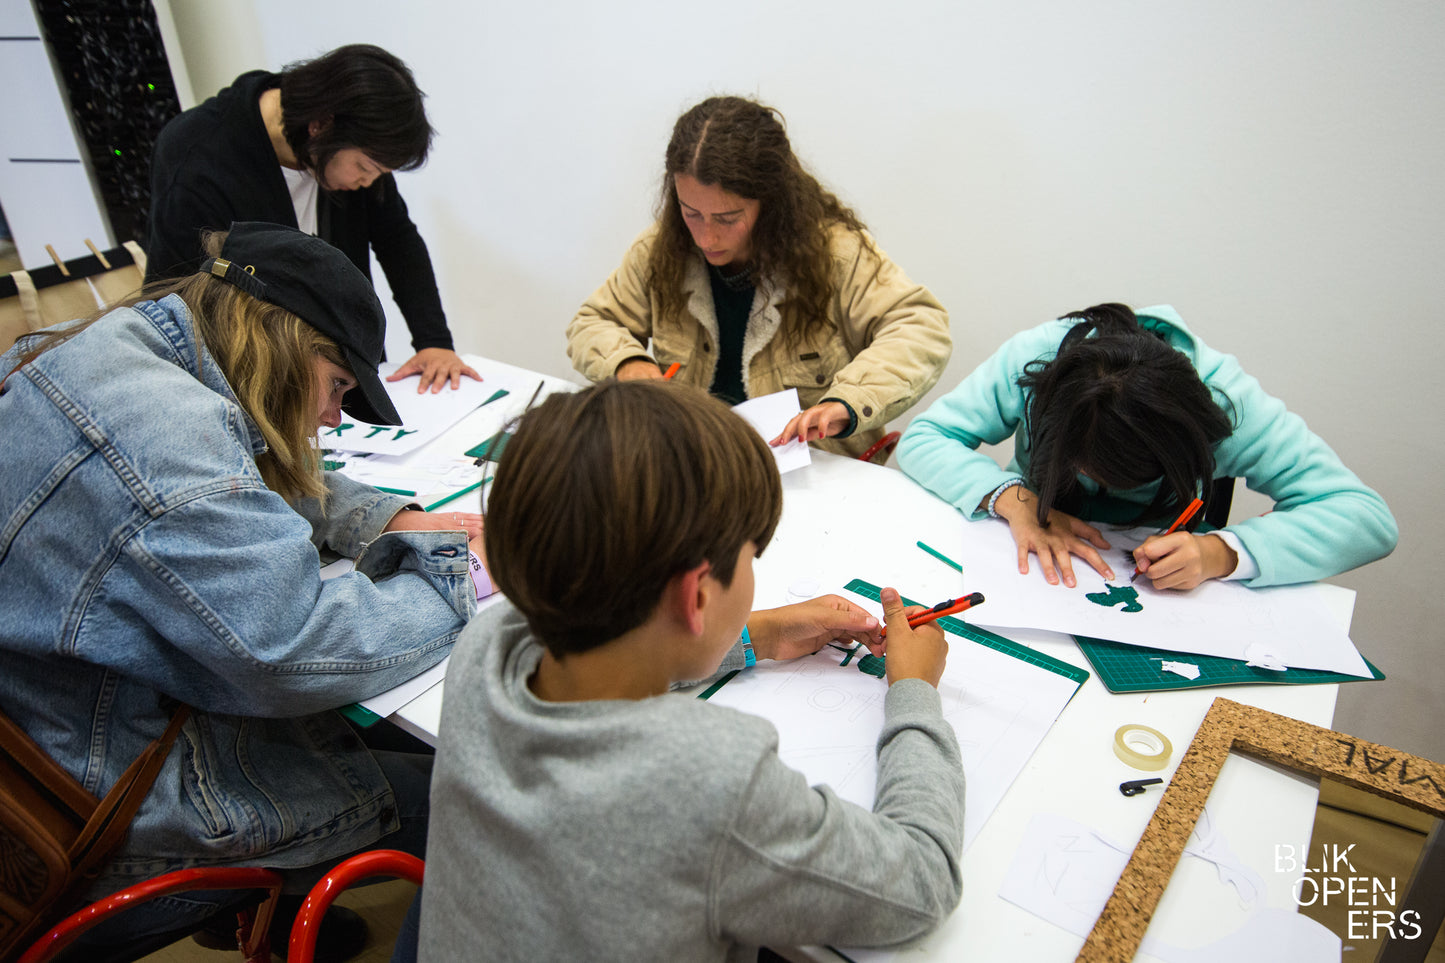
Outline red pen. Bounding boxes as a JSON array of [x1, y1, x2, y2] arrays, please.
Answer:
[[662, 362, 681, 380], [1130, 496, 1205, 582], [881, 592, 985, 638]]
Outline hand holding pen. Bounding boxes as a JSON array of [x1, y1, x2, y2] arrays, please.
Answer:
[[879, 592, 985, 638], [878, 587, 950, 688], [1130, 496, 1204, 582], [1130, 497, 1236, 590]]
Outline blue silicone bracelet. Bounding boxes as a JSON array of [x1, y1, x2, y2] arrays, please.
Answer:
[[741, 625, 756, 668]]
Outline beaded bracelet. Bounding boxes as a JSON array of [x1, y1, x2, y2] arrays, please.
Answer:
[[987, 478, 1026, 518]]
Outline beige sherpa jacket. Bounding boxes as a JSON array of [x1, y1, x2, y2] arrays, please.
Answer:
[[565, 223, 951, 458]]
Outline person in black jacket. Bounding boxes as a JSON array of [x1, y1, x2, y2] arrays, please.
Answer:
[[146, 43, 479, 394]]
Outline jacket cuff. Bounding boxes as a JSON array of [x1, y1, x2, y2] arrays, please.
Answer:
[[820, 397, 859, 438], [614, 354, 656, 377], [410, 335, 456, 352], [821, 385, 889, 436], [354, 530, 469, 580], [354, 530, 477, 621]]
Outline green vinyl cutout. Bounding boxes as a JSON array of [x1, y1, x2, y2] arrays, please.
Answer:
[[1085, 583, 1143, 613]]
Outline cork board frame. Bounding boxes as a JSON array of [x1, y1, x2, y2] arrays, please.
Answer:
[[1077, 697, 1445, 961]]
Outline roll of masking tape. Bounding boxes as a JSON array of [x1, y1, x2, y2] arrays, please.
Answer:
[[1113, 724, 1172, 771]]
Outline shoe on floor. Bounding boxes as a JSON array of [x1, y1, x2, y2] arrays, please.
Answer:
[[270, 902, 370, 962], [190, 894, 369, 962]]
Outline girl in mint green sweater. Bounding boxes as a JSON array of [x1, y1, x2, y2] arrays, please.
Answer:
[[897, 303, 1397, 590]]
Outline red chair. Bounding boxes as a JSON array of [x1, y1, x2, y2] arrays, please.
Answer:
[[288, 850, 424, 963], [857, 430, 901, 465], [18, 866, 282, 963]]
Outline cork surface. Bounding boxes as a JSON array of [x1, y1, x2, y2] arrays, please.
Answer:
[[1077, 697, 1445, 961]]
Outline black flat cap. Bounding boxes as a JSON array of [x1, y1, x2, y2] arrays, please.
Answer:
[[201, 221, 401, 425]]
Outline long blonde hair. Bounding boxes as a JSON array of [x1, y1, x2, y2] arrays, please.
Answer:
[[4, 232, 343, 503]]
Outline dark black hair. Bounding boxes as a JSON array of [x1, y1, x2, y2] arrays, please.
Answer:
[[1017, 303, 1234, 526], [278, 44, 434, 178]]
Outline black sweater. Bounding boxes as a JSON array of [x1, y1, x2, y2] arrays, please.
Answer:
[[145, 70, 453, 351]]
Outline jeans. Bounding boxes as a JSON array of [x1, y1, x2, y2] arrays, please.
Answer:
[[76, 745, 432, 948]]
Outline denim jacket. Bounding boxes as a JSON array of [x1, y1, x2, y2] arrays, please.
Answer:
[[0, 295, 473, 886]]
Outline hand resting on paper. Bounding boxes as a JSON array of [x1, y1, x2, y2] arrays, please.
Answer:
[[746, 594, 882, 662], [384, 507, 485, 542], [770, 401, 850, 447], [1133, 531, 1238, 591], [879, 586, 948, 688], [386, 347, 482, 393], [987, 484, 1115, 588]]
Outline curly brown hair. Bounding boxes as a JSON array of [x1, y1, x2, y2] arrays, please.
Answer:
[[649, 96, 871, 346]]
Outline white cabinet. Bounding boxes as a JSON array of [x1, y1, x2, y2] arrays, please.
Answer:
[[0, 0, 113, 269]]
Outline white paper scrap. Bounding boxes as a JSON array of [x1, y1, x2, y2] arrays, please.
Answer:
[[1156, 659, 1201, 681], [1244, 643, 1289, 672], [731, 389, 811, 474]]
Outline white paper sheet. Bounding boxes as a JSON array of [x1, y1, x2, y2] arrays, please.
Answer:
[[705, 588, 1081, 852], [327, 451, 482, 495], [945, 521, 1370, 677], [731, 389, 811, 474], [317, 356, 520, 456], [994, 812, 1340, 963]]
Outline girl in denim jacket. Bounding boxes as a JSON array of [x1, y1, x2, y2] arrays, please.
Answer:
[[0, 223, 490, 954]]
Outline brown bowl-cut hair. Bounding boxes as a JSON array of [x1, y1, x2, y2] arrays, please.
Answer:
[[485, 380, 783, 656]]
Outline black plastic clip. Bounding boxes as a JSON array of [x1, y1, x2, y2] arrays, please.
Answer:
[[1119, 777, 1164, 797]]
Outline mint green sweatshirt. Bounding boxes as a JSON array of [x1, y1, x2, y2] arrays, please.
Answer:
[[896, 306, 1397, 587]]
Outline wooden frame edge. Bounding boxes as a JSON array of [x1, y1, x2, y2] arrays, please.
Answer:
[[1077, 697, 1445, 961]]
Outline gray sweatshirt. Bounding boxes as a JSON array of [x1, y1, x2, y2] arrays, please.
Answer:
[[420, 603, 965, 962]]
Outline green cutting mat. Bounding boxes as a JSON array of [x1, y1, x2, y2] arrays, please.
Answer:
[[1073, 634, 1385, 693], [844, 579, 1089, 686], [464, 431, 511, 462]]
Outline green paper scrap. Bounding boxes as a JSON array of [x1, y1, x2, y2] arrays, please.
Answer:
[[916, 540, 964, 573], [697, 670, 740, 701], [857, 653, 887, 678], [423, 477, 492, 512], [339, 702, 382, 728], [479, 388, 510, 408]]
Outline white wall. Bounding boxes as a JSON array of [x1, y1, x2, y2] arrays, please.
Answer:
[[162, 0, 1445, 760], [0, 0, 113, 266]]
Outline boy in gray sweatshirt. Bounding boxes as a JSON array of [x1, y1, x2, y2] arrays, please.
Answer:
[[420, 380, 965, 962]]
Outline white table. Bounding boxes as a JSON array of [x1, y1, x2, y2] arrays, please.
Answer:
[[375, 375, 1349, 961]]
